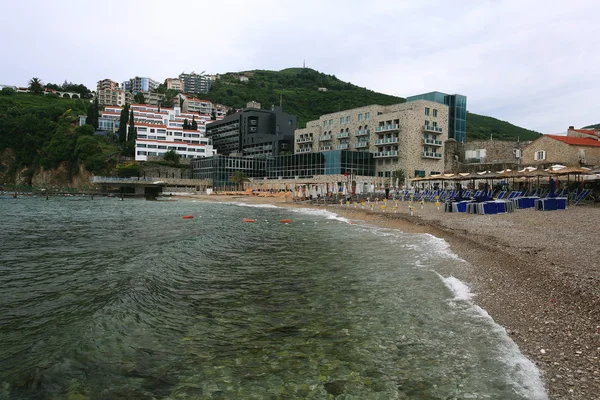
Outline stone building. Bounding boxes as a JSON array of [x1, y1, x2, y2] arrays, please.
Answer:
[[444, 139, 528, 173], [522, 135, 600, 167], [294, 100, 448, 179]]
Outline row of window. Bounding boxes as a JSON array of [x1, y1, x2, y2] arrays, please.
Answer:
[[424, 108, 439, 117], [136, 144, 206, 152], [137, 151, 197, 158], [322, 112, 372, 127]]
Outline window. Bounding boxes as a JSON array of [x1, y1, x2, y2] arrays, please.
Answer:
[[414, 170, 426, 178], [432, 122, 437, 128], [346, 116, 350, 123], [329, 119, 333, 126], [425, 107, 430, 116], [534, 150, 546, 160], [340, 117, 344, 124], [433, 109, 438, 117], [288, 119, 293, 125], [365, 112, 370, 120], [323, 121, 327, 127], [358, 113, 363, 122], [425, 120, 429, 127]]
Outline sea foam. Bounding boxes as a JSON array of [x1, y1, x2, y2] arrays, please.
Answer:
[[439, 274, 548, 400]]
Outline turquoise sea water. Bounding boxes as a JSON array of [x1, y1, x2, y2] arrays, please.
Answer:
[[0, 197, 547, 399]]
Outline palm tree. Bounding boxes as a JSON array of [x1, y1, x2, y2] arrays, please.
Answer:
[[392, 169, 406, 188], [230, 171, 250, 192], [28, 77, 44, 94]]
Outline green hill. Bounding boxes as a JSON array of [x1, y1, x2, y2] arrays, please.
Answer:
[[583, 123, 600, 129], [206, 68, 541, 142], [466, 112, 541, 141]]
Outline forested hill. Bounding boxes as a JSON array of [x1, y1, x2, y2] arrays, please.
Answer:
[[583, 123, 600, 129], [206, 68, 541, 141]]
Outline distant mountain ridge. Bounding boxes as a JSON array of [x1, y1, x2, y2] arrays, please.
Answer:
[[582, 123, 600, 129], [205, 67, 541, 141]]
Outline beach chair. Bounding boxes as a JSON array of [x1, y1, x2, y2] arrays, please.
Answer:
[[574, 189, 591, 205], [495, 191, 507, 200]]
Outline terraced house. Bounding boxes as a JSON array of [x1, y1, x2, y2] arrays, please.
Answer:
[[294, 97, 453, 179]]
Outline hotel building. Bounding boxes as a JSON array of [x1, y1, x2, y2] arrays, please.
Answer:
[[122, 76, 159, 93], [294, 98, 451, 179], [97, 104, 217, 162], [179, 72, 211, 94]]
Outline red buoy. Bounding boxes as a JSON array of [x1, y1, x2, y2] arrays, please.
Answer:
[[182, 215, 194, 219]]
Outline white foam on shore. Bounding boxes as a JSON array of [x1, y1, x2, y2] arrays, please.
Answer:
[[228, 202, 282, 209], [287, 207, 351, 223], [439, 273, 548, 400]]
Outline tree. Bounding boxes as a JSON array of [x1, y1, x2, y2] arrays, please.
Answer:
[[117, 104, 129, 143], [211, 110, 217, 120], [128, 109, 136, 142], [86, 97, 99, 130], [28, 77, 44, 94], [229, 170, 250, 191], [163, 149, 180, 165], [392, 169, 406, 188], [134, 92, 145, 104], [183, 118, 189, 130], [0, 87, 15, 96], [226, 108, 236, 116], [191, 116, 197, 130]]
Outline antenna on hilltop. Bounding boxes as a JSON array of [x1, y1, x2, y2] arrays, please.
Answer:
[[303, 59, 306, 68]]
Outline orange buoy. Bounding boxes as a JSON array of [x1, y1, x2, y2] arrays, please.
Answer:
[[242, 218, 255, 223], [182, 215, 194, 219], [279, 219, 292, 223]]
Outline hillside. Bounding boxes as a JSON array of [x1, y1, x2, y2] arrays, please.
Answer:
[[583, 123, 600, 129], [0, 92, 117, 186], [466, 112, 541, 141], [206, 68, 541, 142]]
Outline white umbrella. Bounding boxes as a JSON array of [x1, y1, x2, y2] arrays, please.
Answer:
[[342, 182, 348, 196]]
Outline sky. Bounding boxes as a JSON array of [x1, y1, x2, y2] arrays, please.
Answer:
[[2, 0, 599, 133]]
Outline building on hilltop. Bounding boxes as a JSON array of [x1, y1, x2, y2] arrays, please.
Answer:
[[179, 72, 212, 94], [96, 89, 129, 107], [122, 76, 159, 93], [522, 134, 600, 168], [294, 98, 449, 179], [406, 92, 466, 143], [96, 79, 119, 91], [205, 102, 297, 158]]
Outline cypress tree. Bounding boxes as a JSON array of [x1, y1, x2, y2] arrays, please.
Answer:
[[191, 116, 198, 130], [118, 105, 129, 143], [183, 118, 189, 130], [128, 109, 135, 142], [87, 97, 99, 130]]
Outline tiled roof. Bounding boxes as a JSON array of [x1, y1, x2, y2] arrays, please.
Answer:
[[573, 129, 596, 136], [547, 135, 600, 147]]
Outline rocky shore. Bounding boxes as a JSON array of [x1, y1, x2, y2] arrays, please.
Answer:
[[184, 194, 600, 399]]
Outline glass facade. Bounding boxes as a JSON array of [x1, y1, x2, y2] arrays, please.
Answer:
[[406, 91, 467, 142], [191, 151, 375, 189]]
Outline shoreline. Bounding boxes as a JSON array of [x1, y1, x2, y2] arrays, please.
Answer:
[[179, 194, 599, 399]]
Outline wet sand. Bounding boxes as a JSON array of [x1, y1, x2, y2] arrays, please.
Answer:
[[180, 194, 600, 399]]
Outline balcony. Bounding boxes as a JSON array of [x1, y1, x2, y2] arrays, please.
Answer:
[[336, 143, 349, 150], [297, 147, 312, 153], [375, 124, 399, 133], [337, 132, 349, 138], [296, 136, 313, 143], [423, 125, 443, 133], [319, 135, 332, 141], [320, 146, 332, 151], [355, 141, 369, 148], [355, 130, 370, 137], [423, 138, 443, 146], [374, 150, 399, 158], [422, 151, 443, 159], [374, 137, 399, 146]]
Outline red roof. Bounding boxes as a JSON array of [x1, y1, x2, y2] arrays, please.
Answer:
[[573, 129, 596, 136], [134, 122, 167, 128], [136, 139, 206, 146], [547, 135, 600, 147]]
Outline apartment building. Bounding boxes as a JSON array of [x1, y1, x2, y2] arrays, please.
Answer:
[[122, 76, 159, 93], [97, 104, 216, 161], [406, 91, 467, 143], [96, 89, 128, 107], [166, 78, 183, 92], [206, 102, 296, 157], [294, 100, 449, 179], [179, 72, 211, 94], [96, 79, 119, 91]]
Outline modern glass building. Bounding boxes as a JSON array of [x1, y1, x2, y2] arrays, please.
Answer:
[[191, 150, 375, 189], [406, 92, 467, 142]]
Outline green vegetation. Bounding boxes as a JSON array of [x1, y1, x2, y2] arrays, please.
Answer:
[[206, 69, 403, 128], [466, 112, 541, 141], [0, 93, 118, 182], [206, 68, 540, 142], [582, 123, 600, 129], [116, 162, 141, 177], [229, 170, 250, 190], [163, 149, 180, 165]]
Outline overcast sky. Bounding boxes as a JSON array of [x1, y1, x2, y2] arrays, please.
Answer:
[[2, 0, 598, 132]]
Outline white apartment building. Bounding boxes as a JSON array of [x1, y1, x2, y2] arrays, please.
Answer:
[[96, 89, 127, 107], [97, 104, 216, 161], [166, 78, 183, 92], [294, 100, 449, 179]]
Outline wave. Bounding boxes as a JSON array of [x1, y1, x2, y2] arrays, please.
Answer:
[[439, 274, 548, 400], [286, 207, 351, 223]]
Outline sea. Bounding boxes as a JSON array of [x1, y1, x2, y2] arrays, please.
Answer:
[[0, 196, 548, 399]]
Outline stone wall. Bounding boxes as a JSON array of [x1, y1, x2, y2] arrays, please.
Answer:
[[522, 135, 600, 167]]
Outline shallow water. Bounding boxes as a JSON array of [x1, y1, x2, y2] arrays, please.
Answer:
[[0, 197, 547, 399]]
